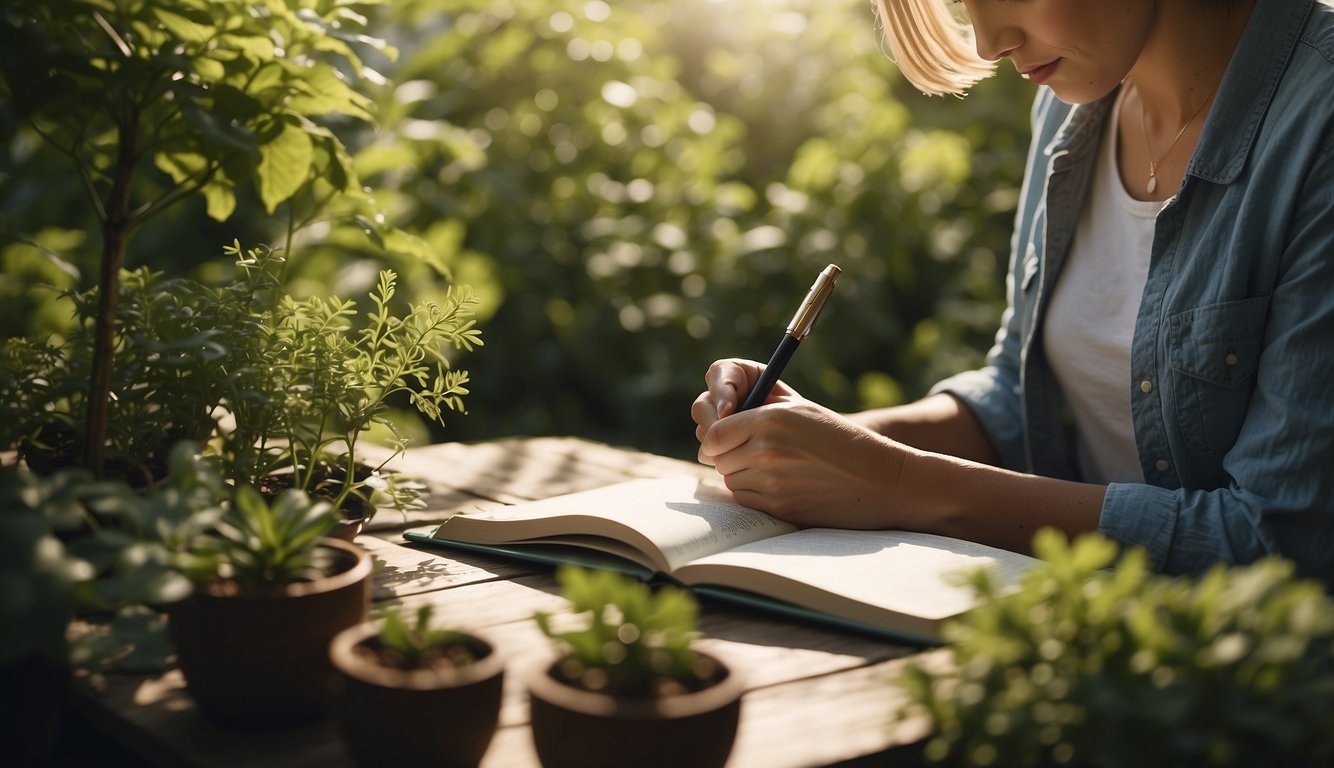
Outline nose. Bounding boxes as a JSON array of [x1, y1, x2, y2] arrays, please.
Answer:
[[969, 7, 1023, 62]]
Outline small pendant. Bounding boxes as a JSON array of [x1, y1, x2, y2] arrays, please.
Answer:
[[1146, 174, 1158, 194]]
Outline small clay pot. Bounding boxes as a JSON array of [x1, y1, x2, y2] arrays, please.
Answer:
[[527, 652, 744, 768], [167, 537, 372, 729], [329, 624, 505, 768]]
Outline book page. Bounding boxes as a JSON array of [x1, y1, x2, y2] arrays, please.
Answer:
[[673, 528, 1036, 638], [432, 477, 797, 573]]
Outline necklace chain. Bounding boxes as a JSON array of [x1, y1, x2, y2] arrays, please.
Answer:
[[1138, 82, 1220, 195]]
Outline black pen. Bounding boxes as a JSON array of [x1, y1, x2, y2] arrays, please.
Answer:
[[737, 264, 841, 412]]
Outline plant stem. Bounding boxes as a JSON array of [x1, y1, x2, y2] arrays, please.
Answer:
[[331, 435, 359, 513], [83, 108, 139, 476]]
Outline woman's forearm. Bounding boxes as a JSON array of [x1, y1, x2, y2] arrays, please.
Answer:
[[894, 448, 1106, 555], [849, 393, 1000, 466]]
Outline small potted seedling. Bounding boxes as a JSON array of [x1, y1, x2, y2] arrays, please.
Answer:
[[527, 566, 743, 768], [329, 604, 505, 768], [167, 483, 372, 729]]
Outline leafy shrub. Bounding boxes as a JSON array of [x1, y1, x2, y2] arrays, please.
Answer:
[[2, 242, 480, 515], [0, 0, 401, 474], [894, 531, 1334, 768], [350, 0, 1032, 456], [1, 444, 225, 678], [1, 266, 252, 484]]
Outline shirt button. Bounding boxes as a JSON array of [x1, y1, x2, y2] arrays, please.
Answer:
[[1155, 458, 1171, 472], [1225, 351, 1239, 366], [1139, 379, 1153, 394]]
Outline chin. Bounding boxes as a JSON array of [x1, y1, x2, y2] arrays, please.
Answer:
[[1047, 80, 1121, 106]]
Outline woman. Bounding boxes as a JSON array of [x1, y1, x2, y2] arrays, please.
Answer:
[[691, 0, 1334, 583]]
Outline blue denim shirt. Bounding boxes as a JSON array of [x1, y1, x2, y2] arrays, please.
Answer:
[[932, 0, 1334, 584]]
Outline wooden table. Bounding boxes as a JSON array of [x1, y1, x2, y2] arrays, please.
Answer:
[[71, 437, 936, 767]]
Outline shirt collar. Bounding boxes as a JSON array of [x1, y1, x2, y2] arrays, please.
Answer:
[[1193, 0, 1315, 184]]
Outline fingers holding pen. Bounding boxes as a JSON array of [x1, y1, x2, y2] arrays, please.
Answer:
[[706, 358, 764, 417], [692, 358, 760, 439], [693, 357, 801, 464]]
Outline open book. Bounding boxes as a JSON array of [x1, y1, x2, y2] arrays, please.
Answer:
[[404, 477, 1037, 644]]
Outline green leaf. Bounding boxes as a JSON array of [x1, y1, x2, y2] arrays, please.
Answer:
[[179, 95, 262, 157], [218, 32, 275, 62], [282, 62, 373, 120], [152, 7, 214, 45], [200, 176, 237, 221], [190, 53, 225, 82], [154, 150, 207, 185], [257, 120, 314, 214]]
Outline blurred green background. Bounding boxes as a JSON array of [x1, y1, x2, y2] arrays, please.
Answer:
[[0, 0, 1033, 461]]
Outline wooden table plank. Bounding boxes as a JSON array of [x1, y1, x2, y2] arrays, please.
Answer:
[[728, 653, 939, 768], [362, 436, 710, 506], [359, 534, 536, 600]]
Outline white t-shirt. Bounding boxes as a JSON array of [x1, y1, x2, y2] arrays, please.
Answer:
[[1044, 87, 1165, 484]]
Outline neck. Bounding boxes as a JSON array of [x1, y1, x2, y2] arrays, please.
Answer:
[[1127, 0, 1255, 123], [1115, 0, 1257, 201]]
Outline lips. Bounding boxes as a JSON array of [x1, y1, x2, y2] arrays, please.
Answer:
[[1017, 59, 1059, 86]]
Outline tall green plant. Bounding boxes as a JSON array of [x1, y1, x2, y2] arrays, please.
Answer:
[[0, 0, 394, 475]]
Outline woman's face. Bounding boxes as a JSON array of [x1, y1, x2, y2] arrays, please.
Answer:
[[958, 0, 1155, 103]]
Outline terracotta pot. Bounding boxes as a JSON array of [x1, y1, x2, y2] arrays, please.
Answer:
[[526, 652, 744, 768], [167, 537, 371, 729], [329, 624, 505, 768]]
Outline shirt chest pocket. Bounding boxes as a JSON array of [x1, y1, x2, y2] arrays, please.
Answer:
[[1167, 296, 1269, 455]]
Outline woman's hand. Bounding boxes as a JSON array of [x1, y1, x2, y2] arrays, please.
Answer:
[[690, 359, 1104, 548], [691, 359, 909, 529]]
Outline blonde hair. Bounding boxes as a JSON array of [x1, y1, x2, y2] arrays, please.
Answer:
[[875, 0, 995, 96]]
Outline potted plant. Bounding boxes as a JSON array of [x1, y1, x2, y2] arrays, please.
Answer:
[[527, 566, 744, 768], [166, 481, 372, 729], [329, 604, 505, 768], [213, 242, 480, 538], [892, 530, 1334, 768]]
